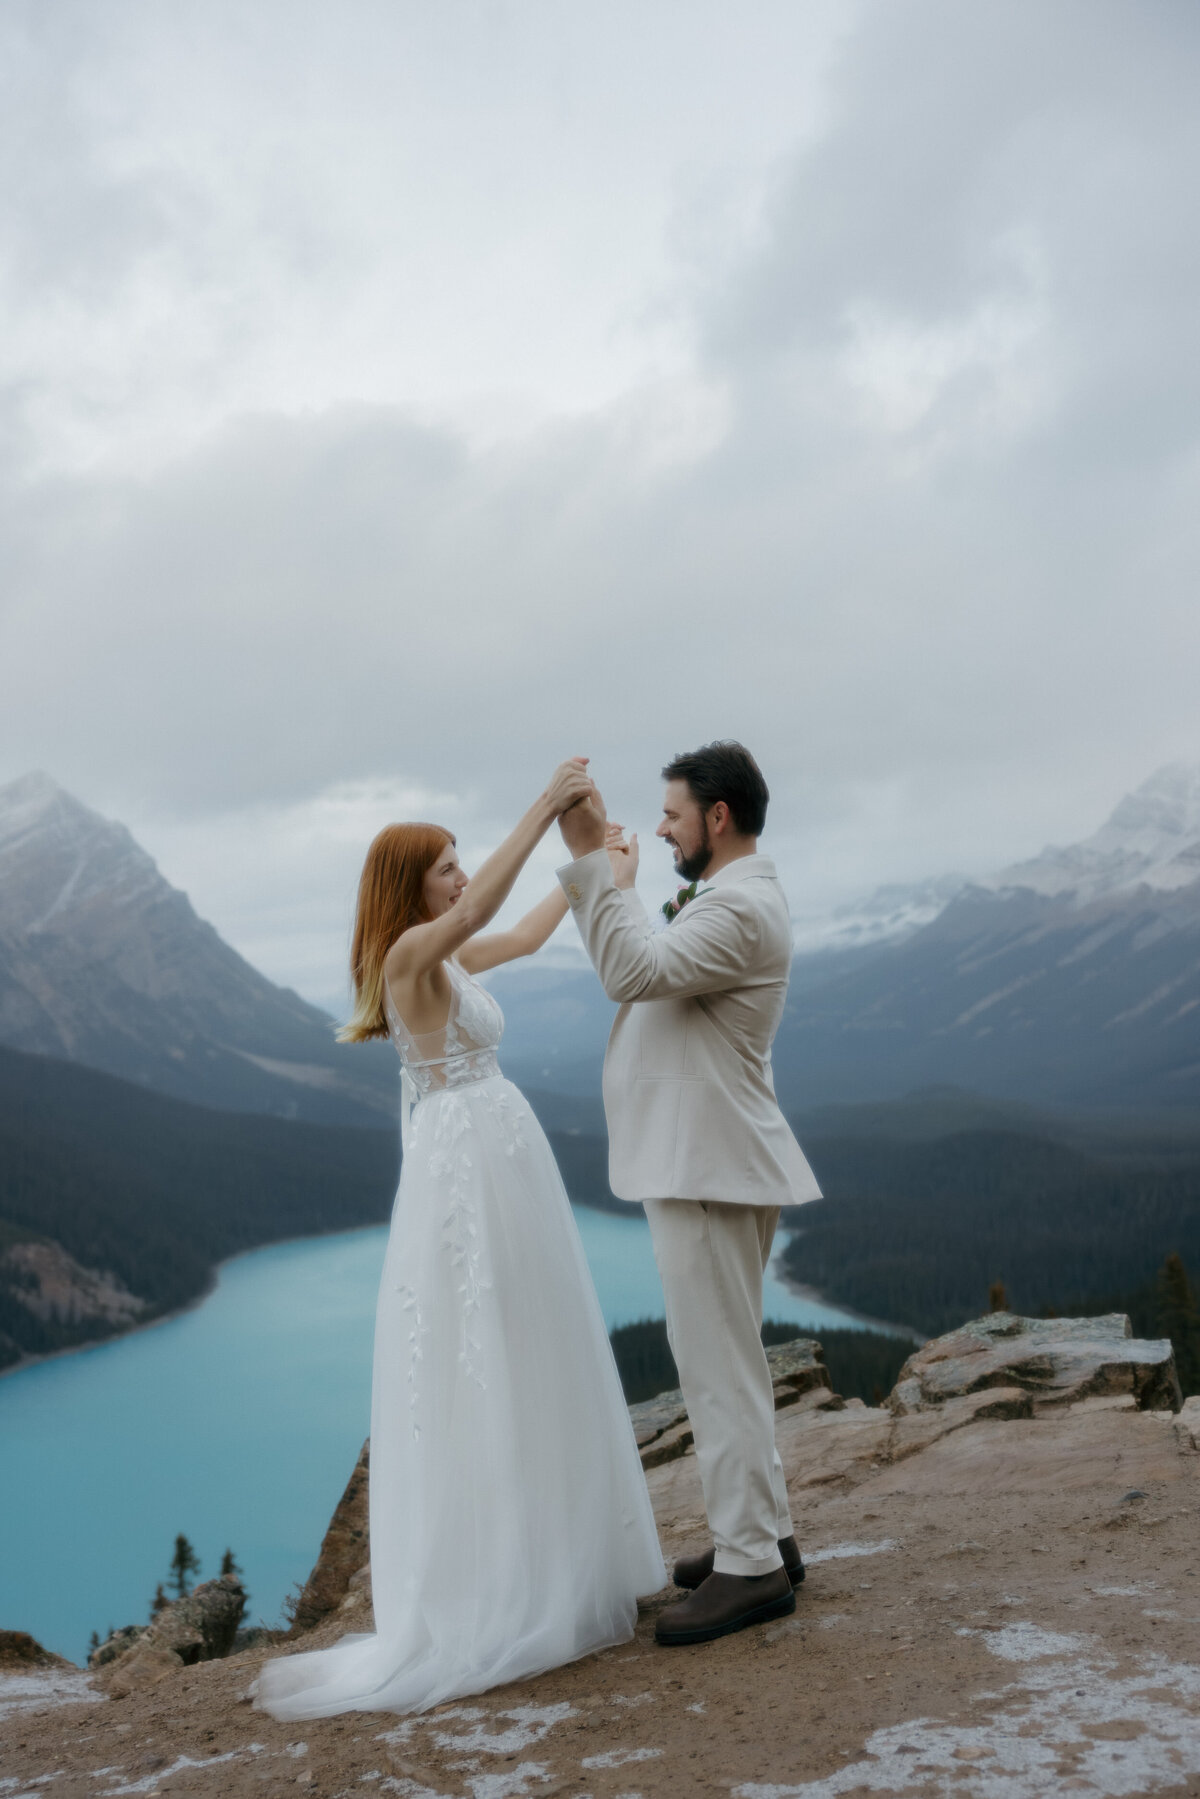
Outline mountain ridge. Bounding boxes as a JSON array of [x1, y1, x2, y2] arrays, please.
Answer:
[[791, 761, 1200, 956], [5, 762, 1200, 1123], [989, 760, 1200, 903], [0, 773, 397, 1127]]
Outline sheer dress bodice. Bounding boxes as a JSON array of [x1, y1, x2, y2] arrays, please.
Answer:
[[383, 958, 503, 1098]]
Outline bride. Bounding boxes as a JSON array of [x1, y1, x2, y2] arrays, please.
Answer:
[[254, 758, 665, 1719]]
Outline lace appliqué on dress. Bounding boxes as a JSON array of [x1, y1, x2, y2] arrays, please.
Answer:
[[452, 968, 502, 1044], [385, 960, 509, 1405], [428, 1098, 492, 1387], [480, 1084, 527, 1157], [396, 1284, 428, 1442]]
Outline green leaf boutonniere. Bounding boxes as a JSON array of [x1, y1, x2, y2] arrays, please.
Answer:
[[662, 881, 708, 923]]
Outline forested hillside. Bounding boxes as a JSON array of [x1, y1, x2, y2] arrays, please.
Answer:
[[785, 1126, 1200, 1340], [609, 1316, 914, 1407], [0, 1046, 401, 1369]]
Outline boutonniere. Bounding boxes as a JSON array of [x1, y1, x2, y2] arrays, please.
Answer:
[[662, 881, 708, 923]]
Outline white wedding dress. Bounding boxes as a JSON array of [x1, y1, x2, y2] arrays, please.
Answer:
[[254, 957, 665, 1718]]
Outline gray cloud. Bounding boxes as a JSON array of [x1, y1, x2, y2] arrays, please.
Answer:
[[2, 1, 1199, 997]]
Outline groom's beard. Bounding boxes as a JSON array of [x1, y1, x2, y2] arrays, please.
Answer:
[[672, 820, 712, 884]]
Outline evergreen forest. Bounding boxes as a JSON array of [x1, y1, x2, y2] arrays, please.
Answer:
[[608, 1316, 915, 1408], [782, 1125, 1200, 1394]]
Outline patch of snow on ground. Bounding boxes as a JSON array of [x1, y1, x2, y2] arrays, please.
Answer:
[[375, 1719, 416, 1749], [429, 1701, 575, 1754], [806, 1541, 897, 1565], [375, 1776, 449, 1798], [736, 1622, 1200, 1799], [99, 1750, 247, 1795], [0, 1671, 103, 1720], [964, 1623, 1087, 1662], [581, 1746, 663, 1769], [423, 1768, 548, 1799]]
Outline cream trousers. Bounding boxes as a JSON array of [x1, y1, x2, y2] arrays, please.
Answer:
[[644, 1199, 793, 1577]]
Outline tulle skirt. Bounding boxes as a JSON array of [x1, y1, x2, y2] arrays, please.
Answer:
[[253, 1072, 665, 1718]]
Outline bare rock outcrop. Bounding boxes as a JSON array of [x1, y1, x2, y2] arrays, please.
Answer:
[[97, 1644, 186, 1697], [285, 1439, 370, 1634], [144, 1574, 246, 1663], [889, 1310, 1181, 1415], [1174, 1392, 1200, 1449], [0, 1630, 73, 1670], [629, 1336, 843, 1471], [0, 1240, 146, 1331], [89, 1576, 246, 1678], [88, 1624, 146, 1669]]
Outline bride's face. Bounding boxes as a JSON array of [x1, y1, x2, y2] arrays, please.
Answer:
[[423, 843, 468, 917]]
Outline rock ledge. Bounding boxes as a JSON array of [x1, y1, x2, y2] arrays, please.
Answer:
[[890, 1310, 1181, 1415]]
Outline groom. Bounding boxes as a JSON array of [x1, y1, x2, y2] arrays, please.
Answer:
[[557, 740, 822, 1646]]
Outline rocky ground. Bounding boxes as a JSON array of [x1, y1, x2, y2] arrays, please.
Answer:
[[4, 1316, 1200, 1799]]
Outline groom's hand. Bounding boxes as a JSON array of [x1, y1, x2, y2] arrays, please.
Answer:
[[559, 781, 607, 858], [606, 823, 639, 890]]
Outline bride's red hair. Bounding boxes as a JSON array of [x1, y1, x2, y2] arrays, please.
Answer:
[[338, 823, 455, 1043]]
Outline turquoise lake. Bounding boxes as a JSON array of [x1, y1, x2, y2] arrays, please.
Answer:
[[0, 1206, 866, 1665]]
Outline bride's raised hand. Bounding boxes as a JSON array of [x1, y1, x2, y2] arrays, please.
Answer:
[[605, 822, 639, 890], [544, 757, 592, 815]]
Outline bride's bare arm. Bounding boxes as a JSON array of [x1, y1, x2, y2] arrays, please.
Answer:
[[386, 760, 592, 983], [458, 825, 634, 974], [457, 889, 570, 975]]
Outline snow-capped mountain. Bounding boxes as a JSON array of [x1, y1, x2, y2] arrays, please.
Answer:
[[791, 873, 970, 956], [766, 763, 1200, 1116], [0, 773, 397, 1125], [0, 771, 167, 925], [988, 763, 1200, 903], [792, 763, 1200, 957]]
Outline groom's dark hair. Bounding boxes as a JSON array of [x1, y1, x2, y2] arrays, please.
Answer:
[[662, 740, 770, 837]]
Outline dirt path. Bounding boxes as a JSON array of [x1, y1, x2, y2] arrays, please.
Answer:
[[4, 1397, 1199, 1798]]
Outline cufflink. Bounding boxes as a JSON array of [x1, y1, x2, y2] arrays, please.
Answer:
[[567, 883, 583, 904]]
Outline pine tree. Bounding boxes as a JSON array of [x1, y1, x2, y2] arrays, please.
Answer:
[[220, 1546, 249, 1611], [88, 1630, 100, 1655], [168, 1534, 201, 1599], [1156, 1251, 1200, 1399], [150, 1583, 169, 1616]]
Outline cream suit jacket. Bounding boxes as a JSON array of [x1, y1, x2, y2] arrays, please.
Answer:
[[557, 848, 822, 1208]]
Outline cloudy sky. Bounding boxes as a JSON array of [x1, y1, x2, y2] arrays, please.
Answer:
[[2, 1, 1199, 1011]]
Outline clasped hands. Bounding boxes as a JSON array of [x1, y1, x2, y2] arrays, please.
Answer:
[[549, 757, 638, 889]]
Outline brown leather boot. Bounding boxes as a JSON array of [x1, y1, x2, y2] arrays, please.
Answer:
[[655, 1567, 796, 1646], [672, 1534, 805, 1591]]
